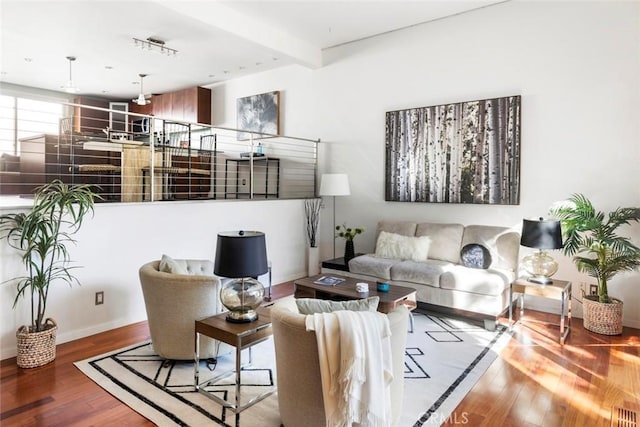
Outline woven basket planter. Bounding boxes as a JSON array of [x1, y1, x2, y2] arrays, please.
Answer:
[[16, 318, 57, 368], [582, 296, 623, 335]]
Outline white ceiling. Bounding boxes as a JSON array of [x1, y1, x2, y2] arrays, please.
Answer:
[[0, 0, 504, 100]]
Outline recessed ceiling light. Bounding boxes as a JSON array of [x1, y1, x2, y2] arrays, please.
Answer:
[[223, 70, 229, 74], [255, 62, 262, 66], [105, 66, 113, 70], [208, 74, 215, 78], [24, 58, 33, 62]]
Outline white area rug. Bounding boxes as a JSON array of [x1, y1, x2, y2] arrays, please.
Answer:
[[75, 311, 509, 426]]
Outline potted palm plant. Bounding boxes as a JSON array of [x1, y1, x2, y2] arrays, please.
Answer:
[[0, 180, 97, 367], [549, 193, 640, 335]]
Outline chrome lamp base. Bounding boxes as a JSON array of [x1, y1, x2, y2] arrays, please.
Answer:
[[527, 275, 553, 285], [225, 310, 259, 323]]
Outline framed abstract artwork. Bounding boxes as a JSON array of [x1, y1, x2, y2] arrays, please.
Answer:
[[236, 91, 280, 141], [385, 95, 521, 205]]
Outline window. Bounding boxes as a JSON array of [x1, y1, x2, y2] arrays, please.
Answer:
[[0, 96, 15, 155], [0, 95, 63, 156]]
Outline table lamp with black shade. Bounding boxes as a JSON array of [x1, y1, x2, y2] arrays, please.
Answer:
[[520, 218, 564, 284], [214, 230, 268, 323]]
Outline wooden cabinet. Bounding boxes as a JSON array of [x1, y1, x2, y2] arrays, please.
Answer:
[[129, 100, 153, 116], [19, 134, 71, 193], [130, 86, 211, 125], [73, 97, 110, 134]]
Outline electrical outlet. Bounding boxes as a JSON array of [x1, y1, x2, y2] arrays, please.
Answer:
[[589, 285, 598, 296], [95, 291, 104, 305]]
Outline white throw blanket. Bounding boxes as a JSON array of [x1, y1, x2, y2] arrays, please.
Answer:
[[305, 310, 393, 427]]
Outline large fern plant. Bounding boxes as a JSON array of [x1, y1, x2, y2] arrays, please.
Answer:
[[549, 194, 640, 303], [0, 180, 97, 332]]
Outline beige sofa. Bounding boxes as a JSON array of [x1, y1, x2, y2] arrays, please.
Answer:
[[271, 297, 409, 427], [336, 221, 520, 329], [139, 259, 229, 360]]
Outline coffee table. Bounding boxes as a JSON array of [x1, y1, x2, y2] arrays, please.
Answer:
[[294, 274, 417, 314]]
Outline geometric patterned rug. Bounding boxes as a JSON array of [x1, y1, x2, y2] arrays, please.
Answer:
[[401, 312, 509, 426], [75, 310, 509, 426]]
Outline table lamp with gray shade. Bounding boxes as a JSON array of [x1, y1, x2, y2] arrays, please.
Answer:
[[214, 231, 268, 322], [520, 218, 564, 284], [319, 173, 351, 258]]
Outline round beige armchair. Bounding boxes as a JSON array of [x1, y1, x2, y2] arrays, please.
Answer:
[[139, 259, 227, 360], [271, 298, 409, 427]]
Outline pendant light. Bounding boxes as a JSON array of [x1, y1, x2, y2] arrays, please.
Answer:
[[133, 73, 151, 105], [61, 56, 79, 93]]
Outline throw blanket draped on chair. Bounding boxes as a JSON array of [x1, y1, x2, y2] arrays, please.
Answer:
[[305, 310, 393, 427]]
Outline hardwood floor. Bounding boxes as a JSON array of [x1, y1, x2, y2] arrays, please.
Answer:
[[1, 282, 638, 426], [443, 312, 640, 427]]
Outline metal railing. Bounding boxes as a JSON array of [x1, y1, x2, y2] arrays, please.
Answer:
[[0, 102, 319, 202]]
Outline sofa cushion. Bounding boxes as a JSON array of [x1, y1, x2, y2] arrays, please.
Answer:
[[295, 296, 380, 314], [159, 254, 187, 274], [461, 225, 520, 271], [348, 255, 398, 280], [415, 223, 464, 263], [159, 256, 214, 276], [439, 265, 514, 296], [375, 231, 431, 262], [389, 259, 453, 287], [376, 221, 417, 241], [460, 243, 492, 269]]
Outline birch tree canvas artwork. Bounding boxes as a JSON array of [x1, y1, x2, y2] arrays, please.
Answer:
[[385, 95, 521, 205]]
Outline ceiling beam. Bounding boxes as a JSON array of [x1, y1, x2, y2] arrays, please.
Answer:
[[159, 1, 323, 69]]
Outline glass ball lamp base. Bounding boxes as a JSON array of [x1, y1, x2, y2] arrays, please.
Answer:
[[522, 250, 558, 285], [220, 277, 265, 323]]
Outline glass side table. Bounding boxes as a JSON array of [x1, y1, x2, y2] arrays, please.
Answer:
[[509, 278, 572, 345], [194, 308, 275, 427]]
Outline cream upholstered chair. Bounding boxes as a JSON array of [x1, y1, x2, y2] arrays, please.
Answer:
[[139, 259, 228, 360], [271, 298, 409, 427]]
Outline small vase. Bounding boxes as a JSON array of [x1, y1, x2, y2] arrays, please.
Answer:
[[344, 240, 355, 264], [308, 246, 320, 276]]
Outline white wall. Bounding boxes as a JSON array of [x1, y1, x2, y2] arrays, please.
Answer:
[[0, 199, 308, 359], [210, 1, 640, 327]]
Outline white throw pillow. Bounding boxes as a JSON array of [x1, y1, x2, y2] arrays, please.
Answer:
[[375, 231, 431, 262], [159, 254, 187, 274]]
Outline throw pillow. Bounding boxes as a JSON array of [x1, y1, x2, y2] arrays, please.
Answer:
[[296, 296, 380, 314], [159, 254, 187, 274], [374, 231, 431, 262], [460, 244, 492, 269]]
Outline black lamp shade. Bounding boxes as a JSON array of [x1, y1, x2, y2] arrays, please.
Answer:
[[214, 231, 268, 278], [520, 218, 563, 250]]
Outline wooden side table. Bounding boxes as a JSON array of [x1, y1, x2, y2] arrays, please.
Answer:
[[509, 278, 572, 344], [194, 309, 274, 427], [320, 254, 364, 273]]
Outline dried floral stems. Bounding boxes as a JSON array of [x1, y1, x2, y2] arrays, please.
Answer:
[[305, 198, 322, 247]]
